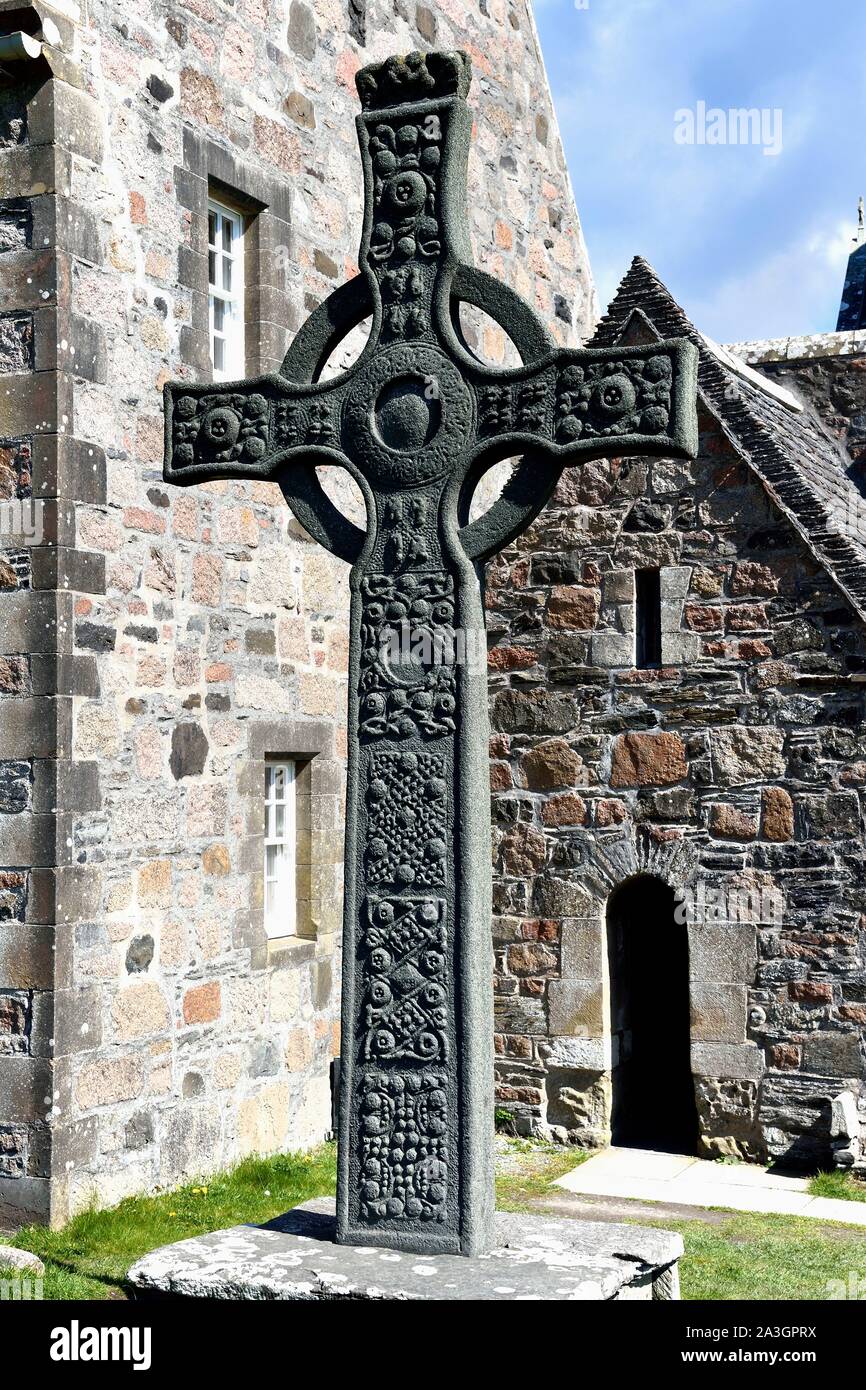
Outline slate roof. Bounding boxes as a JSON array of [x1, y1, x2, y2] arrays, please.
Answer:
[[590, 256, 866, 625]]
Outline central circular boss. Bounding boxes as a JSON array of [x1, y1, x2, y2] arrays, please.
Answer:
[[373, 376, 441, 452], [343, 343, 474, 489]]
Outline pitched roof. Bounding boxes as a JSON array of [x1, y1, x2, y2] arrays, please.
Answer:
[[590, 256, 866, 625]]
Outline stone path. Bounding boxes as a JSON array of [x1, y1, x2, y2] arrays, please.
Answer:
[[554, 1147, 866, 1226]]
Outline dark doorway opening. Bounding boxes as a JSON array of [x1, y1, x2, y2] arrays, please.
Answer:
[[606, 875, 698, 1153]]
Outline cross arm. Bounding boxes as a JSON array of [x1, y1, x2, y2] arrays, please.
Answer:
[[455, 337, 699, 561], [163, 370, 373, 562], [469, 337, 699, 466], [163, 373, 353, 487]]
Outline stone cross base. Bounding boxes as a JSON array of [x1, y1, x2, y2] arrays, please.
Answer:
[[128, 1198, 682, 1301]]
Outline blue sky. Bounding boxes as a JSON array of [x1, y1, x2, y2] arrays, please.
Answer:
[[534, 0, 866, 342]]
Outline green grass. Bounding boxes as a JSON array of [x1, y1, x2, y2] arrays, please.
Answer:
[[808, 1169, 866, 1203], [6, 1138, 581, 1298], [494, 1137, 585, 1209], [497, 1146, 866, 1301], [8, 1141, 866, 1301], [643, 1211, 866, 1301], [8, 1145, 338, 1301]]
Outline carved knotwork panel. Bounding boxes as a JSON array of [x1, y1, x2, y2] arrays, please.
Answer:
[[358, 1069, 450, 1227], [555, 353, 674, 442], [365, 750, 449, 888], [359, 571, 457, 741], [170, 391, 271, 472], [362, 895, 448, 1064], [366, 110, 444, 340]]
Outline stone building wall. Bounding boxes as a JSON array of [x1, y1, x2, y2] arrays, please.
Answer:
[[487, 372, 866, 1169], [0, 0, 594, 1223]]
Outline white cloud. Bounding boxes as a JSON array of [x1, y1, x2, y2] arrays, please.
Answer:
[[536, 0, 864, 340], [683, 220, 854, 343]]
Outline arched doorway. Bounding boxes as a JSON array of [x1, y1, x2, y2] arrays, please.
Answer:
[[606, 875, 698, 1153]]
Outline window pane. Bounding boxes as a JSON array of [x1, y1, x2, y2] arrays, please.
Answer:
[[266, 843, 282, 880], [264, 761, 296, 938], [208, 202, 243, 379]]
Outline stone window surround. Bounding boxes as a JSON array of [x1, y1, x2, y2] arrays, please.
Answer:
[[590, 566, 702, 668], [176, 129, 293, 381], [236, 719, 343, 972], [542, 839, 764, 1145]]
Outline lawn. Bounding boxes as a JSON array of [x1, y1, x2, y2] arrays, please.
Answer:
[[643, 1210, 866, 1300], [2, 1146, 337, 1301], [494, 1135, 586, 1208], [3, 1141, 865, 1300]]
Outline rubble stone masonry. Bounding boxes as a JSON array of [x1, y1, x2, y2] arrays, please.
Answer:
[[487, 375, 866, 1168]]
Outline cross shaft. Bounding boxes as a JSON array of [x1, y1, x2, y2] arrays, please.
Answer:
[[163, 50, 698, 1256]]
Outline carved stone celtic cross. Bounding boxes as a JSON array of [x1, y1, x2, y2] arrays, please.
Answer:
[[163, 50, 698, 1257]]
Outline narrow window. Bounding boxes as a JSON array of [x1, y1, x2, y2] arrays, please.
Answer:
[[264, 761, 296, 939], [635, 567, 662, 668], [208, 198, 245, 379]]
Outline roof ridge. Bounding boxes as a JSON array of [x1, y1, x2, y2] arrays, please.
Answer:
[[589, 258, 866, 626]]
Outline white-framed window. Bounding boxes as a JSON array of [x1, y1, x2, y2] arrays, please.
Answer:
[[264, 761, 296, 939], [208, 198, 245, 380]]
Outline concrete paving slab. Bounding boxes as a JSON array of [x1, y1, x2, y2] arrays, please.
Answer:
[[802, 1197, 866, 1226], [554, 1147, 866, 1226], [574, 1148, 696, 1180], [676, 1161, 809, 1193]]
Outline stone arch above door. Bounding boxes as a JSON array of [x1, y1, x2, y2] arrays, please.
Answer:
[[539, 824, 765, 1157], [559, 823, 702, 904]]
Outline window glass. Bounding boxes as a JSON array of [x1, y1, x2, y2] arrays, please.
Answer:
[[208, 199, 244, 380]]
